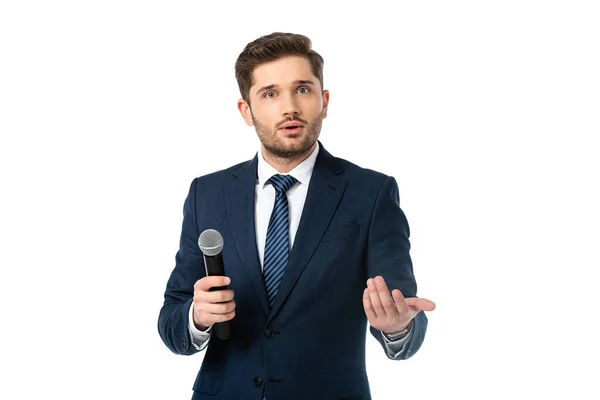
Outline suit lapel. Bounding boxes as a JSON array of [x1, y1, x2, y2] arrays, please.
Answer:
[[269, 143, 347, 318], [224, 155, 270, 317]]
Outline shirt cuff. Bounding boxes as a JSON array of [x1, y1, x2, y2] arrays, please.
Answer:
[[380, 322, 413, 359], [188, 301, 212, 351]]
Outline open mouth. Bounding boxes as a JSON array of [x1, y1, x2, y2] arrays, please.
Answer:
[[281, 124, 304, 131]]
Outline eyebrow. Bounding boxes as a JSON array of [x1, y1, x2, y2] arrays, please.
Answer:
[[256, 80, 316, 95]]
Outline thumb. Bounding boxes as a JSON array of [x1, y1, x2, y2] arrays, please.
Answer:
[[405, 297, 436, 312]]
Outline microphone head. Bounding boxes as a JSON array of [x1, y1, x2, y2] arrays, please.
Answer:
[[198, 229, 224, 256]]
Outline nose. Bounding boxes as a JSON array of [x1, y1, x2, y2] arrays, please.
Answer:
[[281, 92, 300, 117]]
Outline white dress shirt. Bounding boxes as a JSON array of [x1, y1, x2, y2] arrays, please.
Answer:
[[188, 142, 412, 358]]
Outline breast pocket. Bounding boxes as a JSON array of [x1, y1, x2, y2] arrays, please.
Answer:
[[320, 223, 360, 243]]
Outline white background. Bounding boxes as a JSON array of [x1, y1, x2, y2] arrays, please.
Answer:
[[1, 1, 599, 399]]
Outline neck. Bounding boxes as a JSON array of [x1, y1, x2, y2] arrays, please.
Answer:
[[261, 143, 316, 173]]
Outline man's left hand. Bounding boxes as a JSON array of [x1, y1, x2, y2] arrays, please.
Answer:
[[363, 275, 436, 334]]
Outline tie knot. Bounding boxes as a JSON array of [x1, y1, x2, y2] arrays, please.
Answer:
[[269, 174, 297, 193]]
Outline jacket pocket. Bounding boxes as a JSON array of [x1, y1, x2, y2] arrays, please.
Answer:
[[192, 367, 221, 395], [320, 369, 371, 400], [320, 223, 360, 243]]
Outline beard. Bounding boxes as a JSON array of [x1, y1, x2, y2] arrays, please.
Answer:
[[252, 113, 323, 161]]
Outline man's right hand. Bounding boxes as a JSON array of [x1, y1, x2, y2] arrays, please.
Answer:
[[192, 276, 236, 331]]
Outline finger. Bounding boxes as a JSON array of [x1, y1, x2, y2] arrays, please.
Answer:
[[199, 299, 236, 315], [367, 277, 386, 318], [195, 276, 231, 292], [199, 289, 235, 304], [212, 310, 236, 323], [197, 308, 235, 324], [405, 297, 436, 311], [374, 277, 400, 319], [391, 289, 409, 315], [362, 288, 377, 322]]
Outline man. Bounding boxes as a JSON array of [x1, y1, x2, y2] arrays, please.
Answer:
[[158, 32, 436, 400]]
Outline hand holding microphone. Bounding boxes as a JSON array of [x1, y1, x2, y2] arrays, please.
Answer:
[[192, 276, 235, 331], [193, 229, 234, 339]]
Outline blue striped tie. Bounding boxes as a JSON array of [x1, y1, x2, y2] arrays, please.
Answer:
[[263, 174, 298, 308]]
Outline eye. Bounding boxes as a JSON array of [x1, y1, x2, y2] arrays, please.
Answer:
[[298, 87, 310, 94], [264, 91, 276, 99]]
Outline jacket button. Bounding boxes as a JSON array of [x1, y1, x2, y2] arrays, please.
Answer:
[[253, 376, 263, 387], [264, 328, 275, 338]]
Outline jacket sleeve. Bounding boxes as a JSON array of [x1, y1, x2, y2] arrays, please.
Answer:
[[158, 178, 207, 355], [366, 175, 428, 360]]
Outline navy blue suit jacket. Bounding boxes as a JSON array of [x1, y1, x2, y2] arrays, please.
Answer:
[[158, 142, 428, 399]]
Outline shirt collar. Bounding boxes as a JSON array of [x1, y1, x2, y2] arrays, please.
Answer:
[[257, 141, 320, 187]]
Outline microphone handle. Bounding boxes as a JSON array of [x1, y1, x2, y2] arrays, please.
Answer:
[[203, 252, 230, 340]]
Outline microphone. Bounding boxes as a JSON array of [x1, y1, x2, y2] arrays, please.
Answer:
[[198, 229, 231, 340]]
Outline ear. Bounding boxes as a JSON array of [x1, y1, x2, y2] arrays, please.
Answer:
[[321, 90, 330, 118], [237, 99, 254, 126]]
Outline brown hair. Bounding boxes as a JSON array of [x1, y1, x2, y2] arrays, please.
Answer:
[[235, 32, 324, 105]]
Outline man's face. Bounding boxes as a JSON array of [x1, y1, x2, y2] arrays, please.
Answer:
[[238, 56, 329, 160]]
